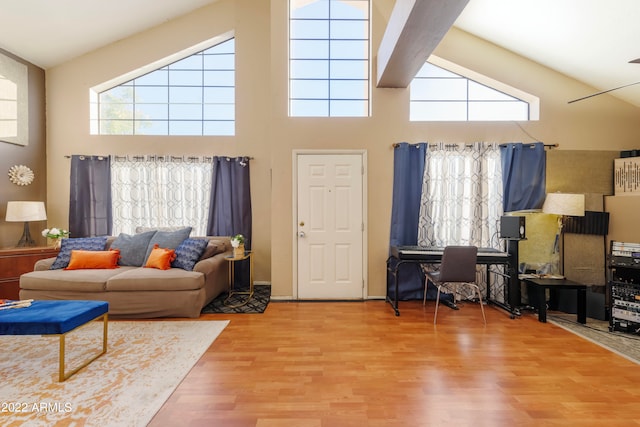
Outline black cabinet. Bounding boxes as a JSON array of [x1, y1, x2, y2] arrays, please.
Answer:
[[608, 241, 640, 335]]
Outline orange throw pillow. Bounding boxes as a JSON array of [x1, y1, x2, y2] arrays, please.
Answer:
[[145, 244, 176, 270], [65, 249, 121, 270]]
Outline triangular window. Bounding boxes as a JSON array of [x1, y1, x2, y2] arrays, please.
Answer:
[[90, 37, 235, 136], [410, 58, 538, 121]]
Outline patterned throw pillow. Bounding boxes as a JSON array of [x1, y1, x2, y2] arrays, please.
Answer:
[[172, 238, 209, 271], [50, 236, 109, 270]]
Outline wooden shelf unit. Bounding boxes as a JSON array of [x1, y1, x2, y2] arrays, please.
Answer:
[[0, 246, 59, 299]]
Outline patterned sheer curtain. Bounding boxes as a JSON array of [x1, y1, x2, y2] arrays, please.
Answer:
[[417, 142, 503, 248], [417, 142, 504, 297], [418, 142, 504, 300], [110, 156, 212, 235]]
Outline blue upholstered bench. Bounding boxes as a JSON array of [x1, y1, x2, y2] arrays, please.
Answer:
[[0, 300, 109, 381]]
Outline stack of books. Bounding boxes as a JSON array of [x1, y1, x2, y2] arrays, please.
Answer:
[[0, 299, 33, 310]]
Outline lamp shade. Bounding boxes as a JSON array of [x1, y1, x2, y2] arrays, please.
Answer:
[[542, 193, 585, 217], [5, 201, 47, 222]]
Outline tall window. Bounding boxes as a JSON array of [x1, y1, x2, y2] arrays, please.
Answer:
[[289, 0, 370, 117], [411, 60, 536, 121], [91, 38, 235, 136]]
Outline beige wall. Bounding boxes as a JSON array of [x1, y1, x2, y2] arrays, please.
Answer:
[[44, 0, 640, 297], [0, 49, 47, 248]]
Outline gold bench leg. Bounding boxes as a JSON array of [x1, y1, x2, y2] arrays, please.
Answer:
[[56, 313, 108, 382]]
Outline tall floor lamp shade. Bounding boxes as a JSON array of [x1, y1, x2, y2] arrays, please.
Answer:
[[542, 193, 585, 275], [5, 201, 47, 247]]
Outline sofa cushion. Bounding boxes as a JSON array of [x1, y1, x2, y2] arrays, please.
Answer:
[[50, 236, 109, 270], [65, 249, 121, 270], [172, 238, 209, 271], [20, 267, 135, 292], [199, 239, 229, 260], [110, 230, 157, 267], [144, 245, 176, 270], [143, 227, 192, 263], [105, 268, 205, 292]]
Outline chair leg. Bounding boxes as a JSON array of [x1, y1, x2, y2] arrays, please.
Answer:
[[423, 279, 428, 306], [434, 287, 440, 324], [474, 285, 487, 325]]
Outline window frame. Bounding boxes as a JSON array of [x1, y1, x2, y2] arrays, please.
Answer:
[[90, 32, 235, 136], [288, 0, 371, 118], [410, 56, 539, 122]]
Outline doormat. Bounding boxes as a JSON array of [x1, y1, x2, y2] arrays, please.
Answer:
[[201, 284, 271, 314]]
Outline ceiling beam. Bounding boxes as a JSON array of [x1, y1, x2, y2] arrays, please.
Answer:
[[376, 0, 470, 88]]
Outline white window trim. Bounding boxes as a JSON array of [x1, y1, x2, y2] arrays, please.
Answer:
[[91, 31, 234, 94]]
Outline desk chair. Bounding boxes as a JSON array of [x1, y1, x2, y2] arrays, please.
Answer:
[[424, 246, 486, 325]]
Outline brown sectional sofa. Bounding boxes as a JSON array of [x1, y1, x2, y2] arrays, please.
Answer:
[[19, 235, 232, 318]]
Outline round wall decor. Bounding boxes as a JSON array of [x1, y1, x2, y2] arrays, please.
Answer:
[[8, 164, 35, 186]]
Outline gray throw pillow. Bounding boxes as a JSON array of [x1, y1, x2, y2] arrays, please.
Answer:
[[143, 227, 193, 264], [110, 230, 157, 266]]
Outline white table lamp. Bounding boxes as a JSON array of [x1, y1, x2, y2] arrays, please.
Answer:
[[542, 193, 585, 275], [5, 201, 47, 247]]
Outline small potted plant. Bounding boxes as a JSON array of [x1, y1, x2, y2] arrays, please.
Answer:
[[42, 227, 70, 249], [230, 234, 245, 258]]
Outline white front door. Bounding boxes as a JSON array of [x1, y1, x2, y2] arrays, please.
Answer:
[[296, 153, 364, 299]]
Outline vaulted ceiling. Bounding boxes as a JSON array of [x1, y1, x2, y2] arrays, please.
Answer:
[[1, 0, 639, 106]]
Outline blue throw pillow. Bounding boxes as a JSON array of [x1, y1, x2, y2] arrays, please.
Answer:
[[172, 238, 209, 271], [110, 230, 157, 266], [50, 236, 109, 270], [144, 227, 192, 263]]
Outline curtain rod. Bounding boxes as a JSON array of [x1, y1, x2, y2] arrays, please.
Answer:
[[65, 155, 254, 160], [391, 142, 559, 149], [498, 143, 558, 149]]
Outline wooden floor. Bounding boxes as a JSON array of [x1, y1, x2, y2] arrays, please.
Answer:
[[149, 300, 640, 427]]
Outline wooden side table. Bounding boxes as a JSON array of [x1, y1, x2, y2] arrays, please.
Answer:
[[0, 246, 59, 299], [523, 277, 587, 324], [223, 251, 254, 308]]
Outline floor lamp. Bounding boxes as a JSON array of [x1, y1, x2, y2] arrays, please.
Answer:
[[542, 193, 585, 276], [5, 201, 48, 247]]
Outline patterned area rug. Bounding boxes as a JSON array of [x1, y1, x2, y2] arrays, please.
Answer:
[[548, 312, 640, 364], [201, 284, 271, 314], [0, 320, 228, 426]]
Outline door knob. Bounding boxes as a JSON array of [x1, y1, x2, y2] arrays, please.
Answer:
[[298, 231, 306, 238]]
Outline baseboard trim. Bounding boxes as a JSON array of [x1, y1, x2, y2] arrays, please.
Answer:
[[270, 296, 386, 301]]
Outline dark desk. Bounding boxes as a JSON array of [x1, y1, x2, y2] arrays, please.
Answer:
[[523, 278, 587, 324], [387, 246, 515, 316]]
